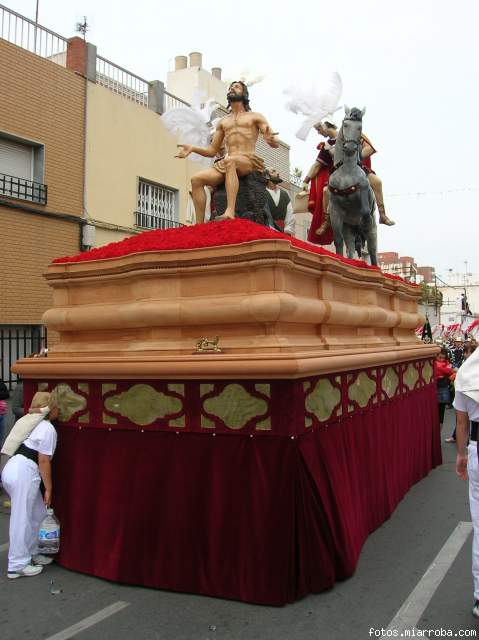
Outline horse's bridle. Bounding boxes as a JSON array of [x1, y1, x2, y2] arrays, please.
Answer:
[[342, 138, 360, 148], [341, 116, 362, 150], [328, 183, 360, 197], [329, 118, 362, 197]]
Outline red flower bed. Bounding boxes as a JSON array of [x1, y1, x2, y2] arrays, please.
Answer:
[[54, 219, 414, 285]]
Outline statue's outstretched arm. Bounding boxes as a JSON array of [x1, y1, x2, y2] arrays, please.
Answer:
[[299, 161, 326, 193], [302, 161, 322, 187], [176, 127, 225, 159], [256, 113, 279, 148]]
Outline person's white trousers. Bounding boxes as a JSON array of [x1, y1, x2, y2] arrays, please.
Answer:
[[1, 455, 47, 572], [468, 443, 479, 600]]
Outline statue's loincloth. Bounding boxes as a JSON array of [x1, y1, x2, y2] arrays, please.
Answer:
[[213, 152, 265, 175]]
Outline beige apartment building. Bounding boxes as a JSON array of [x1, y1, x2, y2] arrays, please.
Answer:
[[84, 80, 198, 247], [0, 10, 86, 382]]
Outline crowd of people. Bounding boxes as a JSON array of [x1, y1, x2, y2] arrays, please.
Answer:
[[434, 335, 478, 442]]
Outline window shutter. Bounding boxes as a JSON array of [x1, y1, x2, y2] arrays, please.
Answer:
[[137, 180, 177, 228], [0, 138, 33, 180]]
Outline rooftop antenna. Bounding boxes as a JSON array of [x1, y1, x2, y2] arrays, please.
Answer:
[[76, 16, 89, 41]]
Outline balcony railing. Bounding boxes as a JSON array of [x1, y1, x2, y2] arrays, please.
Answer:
[[134, 212, 183, 231], [289, 173, 303, 188], [0, 173, 47, 204], [96, 55, 149, 107], [0, 3, 67, 66], [163, 90, 190, 111]]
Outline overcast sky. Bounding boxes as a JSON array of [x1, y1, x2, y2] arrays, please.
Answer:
[[5, 0, 478, 279]]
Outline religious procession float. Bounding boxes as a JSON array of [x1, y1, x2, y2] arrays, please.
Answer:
[[14, 75, 439, 605]]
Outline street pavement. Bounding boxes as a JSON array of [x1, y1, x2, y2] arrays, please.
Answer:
[[0, 408, 477, 640]]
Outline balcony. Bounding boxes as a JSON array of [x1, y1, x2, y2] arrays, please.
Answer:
[[134, 212, 183, 231], [0, 173, 47, 205], [0, 4, 67, 67]]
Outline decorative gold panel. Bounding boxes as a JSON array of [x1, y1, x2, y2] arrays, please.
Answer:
[[348, 372, 376, 408], [38, 382, 49, 391], [169, 415, 186, 428], [78, 383, 89, 394], [403, 364, 419, 390], [201, 415, 215, 429], [102, 383, 117, 395], [167, 385, 185, 427], [52, 384, 88, 422], [255, 383, 271, 398], [335, 377, 343, 416], [78, 413, 90, 424], [168, 383, 185, 396], [305, 378, 341, 422], [422, 361, 433, 384], [256, 417, 272, 431], [203, 384, 268, 430], [105, 384, 183, 426], [382, 367, 399, 398], [200, 383, 215, 397], [103, 413, 117, 425]]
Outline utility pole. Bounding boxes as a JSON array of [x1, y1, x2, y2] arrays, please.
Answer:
[[34, 0, 39, 53]]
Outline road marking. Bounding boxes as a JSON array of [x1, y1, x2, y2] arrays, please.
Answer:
[[0, 542, 8, 553], [387, 520, 473, 633], [44, 601, 130, 640]]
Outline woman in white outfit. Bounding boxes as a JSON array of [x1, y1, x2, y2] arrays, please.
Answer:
[[1, 391, 58, 579]]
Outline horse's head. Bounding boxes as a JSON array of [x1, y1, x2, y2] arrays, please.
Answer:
[[341, 106, 365, 156]]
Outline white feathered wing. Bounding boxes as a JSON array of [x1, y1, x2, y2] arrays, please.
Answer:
[[284, 72, 343, 141], [161, 93, 219, 167]]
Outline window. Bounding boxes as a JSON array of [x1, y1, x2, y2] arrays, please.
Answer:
[[0, 135, 46, 204], [0, 138, 32, 178], [135, 179, 180, 230]]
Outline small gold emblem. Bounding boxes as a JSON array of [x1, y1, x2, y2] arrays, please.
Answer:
[[194, 336, 222, 354]]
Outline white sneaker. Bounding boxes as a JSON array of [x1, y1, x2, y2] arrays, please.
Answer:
[[32, 554, 54, 566], [8, 564, 43, 579]]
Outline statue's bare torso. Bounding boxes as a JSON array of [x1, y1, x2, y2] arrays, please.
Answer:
[[219, 112, 263, 156]]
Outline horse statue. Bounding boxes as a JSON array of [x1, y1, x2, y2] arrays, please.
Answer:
[[328, 106, 378, 265]]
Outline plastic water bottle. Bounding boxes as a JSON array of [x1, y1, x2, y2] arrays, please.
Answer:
[[38, 508, 60, 554]]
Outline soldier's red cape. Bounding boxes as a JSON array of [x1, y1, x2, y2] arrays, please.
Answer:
[[307, 167, 334, 245]]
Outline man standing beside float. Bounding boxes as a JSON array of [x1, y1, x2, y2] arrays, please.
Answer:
[[265, 167, 295, 235]]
